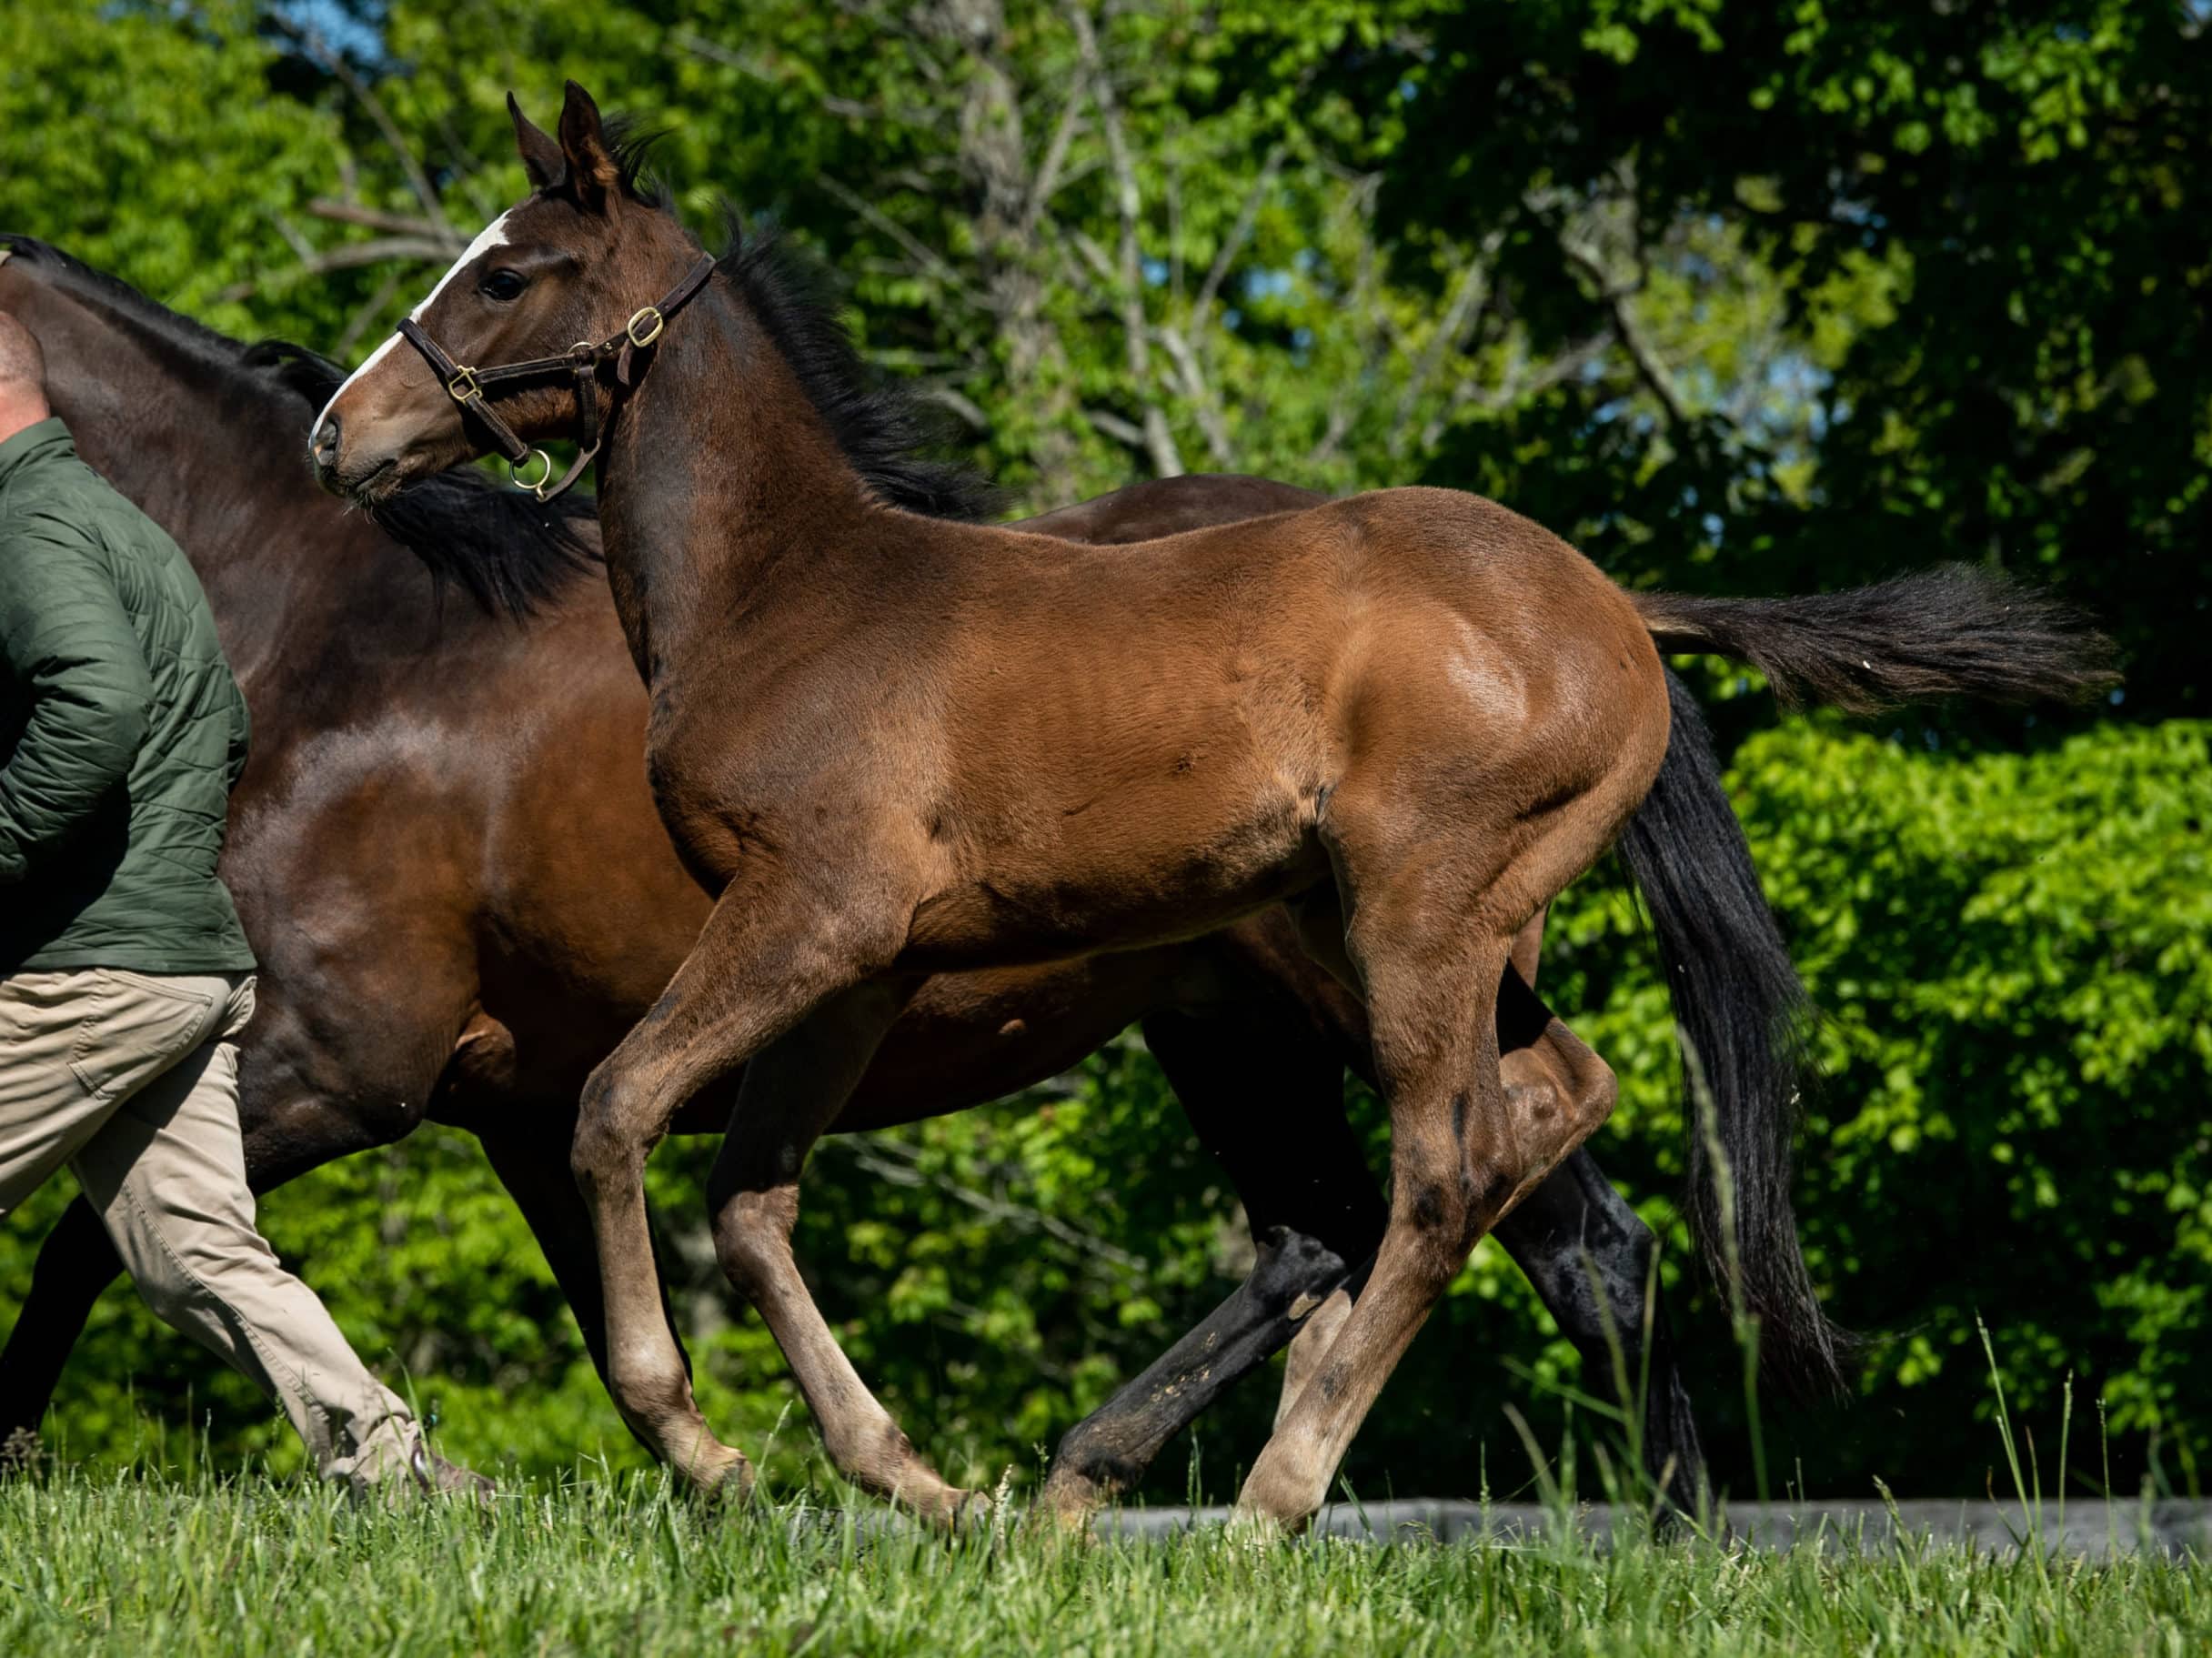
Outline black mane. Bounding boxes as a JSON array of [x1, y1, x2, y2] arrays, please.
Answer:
[[600, 116, 671, 209], [2, 233, 595, 620], [716, 215, 997, 522]]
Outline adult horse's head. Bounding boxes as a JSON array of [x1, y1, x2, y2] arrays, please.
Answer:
[[309, 82, 706, 504]]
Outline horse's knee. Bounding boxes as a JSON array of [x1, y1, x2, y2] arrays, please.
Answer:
[[571, 1063, 649, 1189], [710, 1186, 799, 1301]]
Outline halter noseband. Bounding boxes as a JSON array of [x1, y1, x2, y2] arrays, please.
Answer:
[[395, 254, 717, 503]]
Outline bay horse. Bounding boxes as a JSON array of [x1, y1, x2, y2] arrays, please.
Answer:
[[307, 85, 2115, 1528], [0, 236, 1714, 1514]]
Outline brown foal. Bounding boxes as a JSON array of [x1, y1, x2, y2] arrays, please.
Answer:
[[308, 85, 2111, 1528]]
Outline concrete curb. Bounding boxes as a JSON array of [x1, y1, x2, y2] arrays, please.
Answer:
[[1093, 1497, 2212, 1559]]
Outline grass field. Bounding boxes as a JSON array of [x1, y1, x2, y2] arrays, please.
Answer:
[[2, 1460, 2204, 1657]]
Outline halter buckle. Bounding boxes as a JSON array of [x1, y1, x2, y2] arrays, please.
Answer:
[[447, 367, 484, 404], [508, 448, 556, 499], [626, 306, 666, 349]]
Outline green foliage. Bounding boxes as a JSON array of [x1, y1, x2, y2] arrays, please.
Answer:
[[1328, 0, 2210, 719], [0, 0, 2204, 1508], [0, 3, 351, 339]]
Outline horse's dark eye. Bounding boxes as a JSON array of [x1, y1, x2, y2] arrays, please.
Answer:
[[479, 268, 528, 303]]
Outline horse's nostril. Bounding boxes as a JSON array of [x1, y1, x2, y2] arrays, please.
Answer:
[[311, 417, 340, 466]]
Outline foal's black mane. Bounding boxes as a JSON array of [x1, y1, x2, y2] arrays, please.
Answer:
[[0, 232, 593, 619], [715, 216, 996, 524], [597, 124, 996, 524]]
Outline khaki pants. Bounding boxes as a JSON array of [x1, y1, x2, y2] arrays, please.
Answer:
[[0, 968, 419, 1490]]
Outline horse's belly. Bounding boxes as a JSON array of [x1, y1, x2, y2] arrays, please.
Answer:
[[834, 951, 1187, 1130], [898, 790, 1324, 971]]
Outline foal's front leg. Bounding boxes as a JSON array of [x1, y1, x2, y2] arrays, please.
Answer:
[[572, 886, 894, 1494], [703, 980, 984, 1526]]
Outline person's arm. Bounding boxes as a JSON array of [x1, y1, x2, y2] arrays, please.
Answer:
[[0, 520, 153, 882]]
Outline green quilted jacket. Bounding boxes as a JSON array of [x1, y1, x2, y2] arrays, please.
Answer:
[[0, 417, 255, 974]]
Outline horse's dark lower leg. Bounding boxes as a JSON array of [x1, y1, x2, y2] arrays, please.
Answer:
[[1490, 1147, 1707, 1510], [0, 1197, 122, 1441], [1038, 1012, 1386, 1520]]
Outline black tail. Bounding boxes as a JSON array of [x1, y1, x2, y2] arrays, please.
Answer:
[[1633, 564, 2118, 715], [1616, 670, 1849, 1399]]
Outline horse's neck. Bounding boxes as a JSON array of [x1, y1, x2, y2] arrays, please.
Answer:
[[597, 285, 880, 690], [35, 289, 487, 716], [33, 283, 458, 695]]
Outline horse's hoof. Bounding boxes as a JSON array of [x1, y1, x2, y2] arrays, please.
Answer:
[[1035, 1476, 1106, 1538], [683, 1452, 756, 1507], [1031, 1475, 1108, 1544], [940, 1487, 995, 1535]]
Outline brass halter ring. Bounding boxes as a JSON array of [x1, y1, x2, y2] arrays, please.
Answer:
[[508, 448, 556, 499], [446, 367, 484, 404]]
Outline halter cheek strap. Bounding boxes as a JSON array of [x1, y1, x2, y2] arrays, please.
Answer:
[[395, 254, 717, 503]]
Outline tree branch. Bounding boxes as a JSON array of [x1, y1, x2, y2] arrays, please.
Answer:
[[336, 266, 406, 357], [919, 383, 991, 433], [1192, 144, 1286, 328], [1084, 407, 1147, 448], [271, 15, 455, 248], [1157, 324, 1233, 467], [1388, 228, 1504, 459], [1560, 236, 1690, 426], [1021, 86, 1088, 236], [214, 236, 456, 304], [836, 1138, 1146, 1271], [1066, 0, 1181, 477], [817, 174, 975, 299], [308, 199, 447, 237]]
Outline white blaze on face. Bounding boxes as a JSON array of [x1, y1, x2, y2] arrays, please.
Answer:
[[313, 209, 516, 434]]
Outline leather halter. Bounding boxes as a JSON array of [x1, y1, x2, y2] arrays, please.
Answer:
[[395, 254, 717, 502]]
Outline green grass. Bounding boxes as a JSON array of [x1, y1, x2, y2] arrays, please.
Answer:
[[0, 1462, 2203, 1657]]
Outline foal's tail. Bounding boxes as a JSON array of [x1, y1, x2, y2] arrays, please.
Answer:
[[1613, 566, 2116, 1398], [1615, 671, 1848, 1399], [1631, 563, 2119, 714]]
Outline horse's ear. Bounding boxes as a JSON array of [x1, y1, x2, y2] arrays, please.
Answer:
[[509, 93, 566, 193], [557, 80, 621, 211]]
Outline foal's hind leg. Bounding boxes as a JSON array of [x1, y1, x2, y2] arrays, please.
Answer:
[[1267, 901, 1553, 1427], [703, 981, 985, 1525], [1236, 793, 1647, 1527]]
